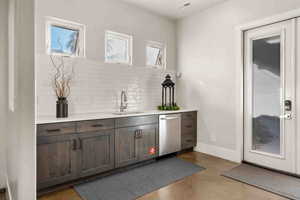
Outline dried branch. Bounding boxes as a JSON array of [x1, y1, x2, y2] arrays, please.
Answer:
[[50, 55, 74, 98]]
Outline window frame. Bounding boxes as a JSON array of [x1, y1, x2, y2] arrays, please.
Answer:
[[104, 30, 133, 65], [46, 17, 86, 57], [146, 41, 166, 69]]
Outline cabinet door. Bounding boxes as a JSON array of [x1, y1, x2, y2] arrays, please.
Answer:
[[37, 135, 78, 190], [137, 124, 158, 161], [77, 130, 115, 177], [115, 127, 139, 168]]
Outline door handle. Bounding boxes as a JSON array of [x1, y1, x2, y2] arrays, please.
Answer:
[[282, 100, 292, 120], [284, 100, 292, 111]]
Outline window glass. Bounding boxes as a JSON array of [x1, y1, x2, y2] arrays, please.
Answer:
[[252, 35, 281, 155], [146, 42, 165, 68], [105, 31, 132, 64], [147, 46, 163, 66], [50, 25, 79, 55]]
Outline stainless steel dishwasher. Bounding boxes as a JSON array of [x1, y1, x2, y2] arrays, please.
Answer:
[[159, 114, 181, 156]]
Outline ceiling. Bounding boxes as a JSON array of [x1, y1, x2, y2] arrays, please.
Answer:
[[119, 0, 227, 19]]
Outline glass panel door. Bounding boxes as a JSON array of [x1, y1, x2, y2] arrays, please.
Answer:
[[252, 36, 282, 155], [244, 19, 296, 173]]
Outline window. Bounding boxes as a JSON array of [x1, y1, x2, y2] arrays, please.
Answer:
[[146, 41, 166, 68], [105, 31, 132, 65], [46, 17, 85, 57]]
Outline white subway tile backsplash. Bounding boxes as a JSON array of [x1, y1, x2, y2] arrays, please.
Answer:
[[36, 55, 176, 117]]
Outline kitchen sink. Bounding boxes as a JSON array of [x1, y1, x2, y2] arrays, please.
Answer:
[[112, 111, 144, 115]]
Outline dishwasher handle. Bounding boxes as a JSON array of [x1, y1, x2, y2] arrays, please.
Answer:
[[160, 116, 180, 120]]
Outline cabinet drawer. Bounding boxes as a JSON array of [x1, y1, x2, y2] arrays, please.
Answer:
[[182, 135, 196, 149], [116, 115, 158, 128], [182, 120, 196, 133], [182, 129, 196, 138], [77, 119, 115, 133], [182, 112, 197, 121], [37, 122, 76, 136]]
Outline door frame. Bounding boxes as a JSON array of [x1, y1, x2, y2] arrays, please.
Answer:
[[235, 8, 300, 174]]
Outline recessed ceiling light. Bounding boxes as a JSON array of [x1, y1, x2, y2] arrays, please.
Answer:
[[183, 2, 191, 7]]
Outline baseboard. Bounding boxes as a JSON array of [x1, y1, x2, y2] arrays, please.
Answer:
[[194, 142, 242, 163], [6, 176, 12, 200]]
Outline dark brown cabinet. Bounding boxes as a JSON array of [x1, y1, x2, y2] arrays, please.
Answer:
[[37, 112, 195, 191], [37, 119, 116, 190], [77, 130, 115, 178], [37, 134, 78, 190], [115, 124, 158, 168], [181, 111, 197, 149]]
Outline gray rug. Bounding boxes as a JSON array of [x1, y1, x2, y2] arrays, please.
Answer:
[[75, 157, 204, 200], [222, 163, 300, 200]]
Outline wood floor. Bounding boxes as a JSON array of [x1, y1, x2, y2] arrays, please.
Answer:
[[39, 152, 288, 200]]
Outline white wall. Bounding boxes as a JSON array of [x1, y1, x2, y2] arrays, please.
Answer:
[[0, 0, 8, 189], [36, 0, 177, 117], [6, 0, 36, 199], [177, 0, 300, 162]]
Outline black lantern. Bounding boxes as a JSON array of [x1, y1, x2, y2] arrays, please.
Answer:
[[159, 74, 179, 111], [162, 74, 175, 107]]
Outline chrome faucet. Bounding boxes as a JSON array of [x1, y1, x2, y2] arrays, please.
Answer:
[[120, 90, 128, 112]]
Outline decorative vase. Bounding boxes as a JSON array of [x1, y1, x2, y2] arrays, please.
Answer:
[[56, 97, 68, 118]]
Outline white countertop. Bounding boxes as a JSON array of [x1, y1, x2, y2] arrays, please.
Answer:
[[36, 109, 198, 124]]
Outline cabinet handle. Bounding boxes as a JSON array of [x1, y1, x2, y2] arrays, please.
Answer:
[[134, 130, 139, 139], [185, 125, 193, 128], [73, 139, 77, 150], [134, 130, 143, 139], [186, 139, 193, 143], [92, 124, 103, 128], [78, 138, 83, 150], [46, 129, 60, 133]]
